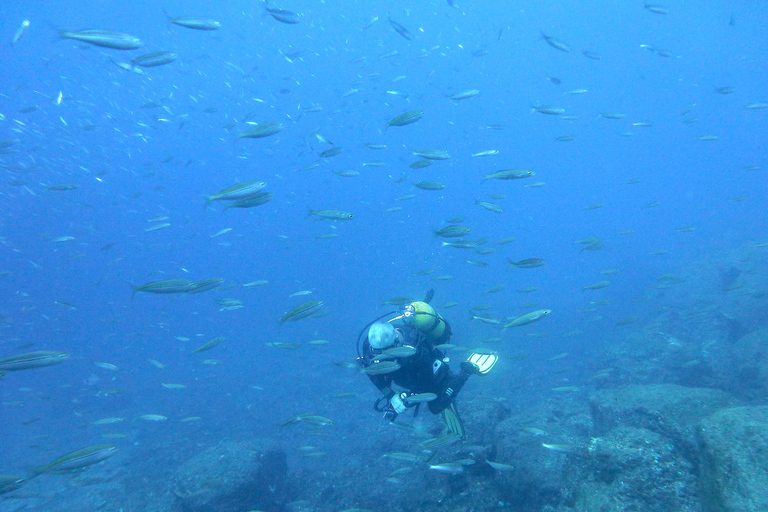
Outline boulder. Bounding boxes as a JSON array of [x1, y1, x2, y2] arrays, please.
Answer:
[[171, 441, 288, 512], [698, 406, 768, 512], [563, 426, 700, 512], [590, 384, 736, 460]]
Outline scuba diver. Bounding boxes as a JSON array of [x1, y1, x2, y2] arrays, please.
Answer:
[[356, 291, 498, 438]]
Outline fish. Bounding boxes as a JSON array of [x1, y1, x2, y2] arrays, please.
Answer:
[[503, 309, 551, 328], [11, 20, 30, 47], [509, 258, 546, 268], [60, 30, 143, 50], [131, 279, 198, 296], [449, 89, 480, 101], [442, 240, 480, 249], [94, 362, 119, 371], [484, 169, 534, 180], [0, 476, 26, 495], [600, 112, 626, 119], [168, 16, 221, 30], [320, 147, 344, 158], [434, 225, 472, 238], [412, 150, 450, 160], [131, 51, 177, 68], [583, 281, 610, 290], [360, 360, 401, 375], [644, 4, 668, 14], [162, 383, 187, 389], [541, 443, 578, 454], [414, 181, 446, 190], [0, 351, 69, 371], [471, 314, 501, 325], [138, 414, 168, 421], [46, 183, 79, 191], [223, 192, 273, 209], [404, 392, 437, 404], [237, 122, 284, 139], [279, 300, 325, 324], [33, 445, 117, 475], [534, 105, 566, 115], [381, 346, 418, 359], [475, 201, 503, 213], [582, 50, 601, 60], [383, 296, 414, 305], [365, 143, 387, 149], [421, 432, 463, 452], [487, 461, 515, 471], [191, 337, 224, 353], [265, 3, 300, 24], [744, 103, 768, 110], [222, 192, 273, 209], [410, 159, 432, 169], [187, 278, 224, 294], [388, 18, 414, 40], [90, 417, 124, 425], [386, 111, 424, 128], [429, 462, 464, 474], [309, 209, 354, 220], [541, 32, 571, 52], [472, 150, 499, 157]]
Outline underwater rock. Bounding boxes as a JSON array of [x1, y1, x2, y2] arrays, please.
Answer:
[[171, 441, 287, 512], [731, 329, 768, 401], [698, 406, 768, 512], [563, 426, 700, 512], [492, 401, 592, 510], [590, 384, 735, 460]]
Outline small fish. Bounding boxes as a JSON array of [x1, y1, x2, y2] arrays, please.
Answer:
[[168, 16, 221, 30], [542, 443, 578, 454], [412, 149, 450, 160], [449, 89, 480, 101], [487, 461, 515, 471], [309, 209, 354, 220], [504, 309, 551, 328], [388, 18, 414, 40], [583, 281, 610, 290], [471, 150, 499, 157], [534, 105, 566, 115], [33, 445, 117, 475], [90, 417, 124, 425], [60, 30, 143, 49], [386, 110, 424, 128], [429, 462, 464, 474], [279, 300, 324, 324], [644, 4, 668, 14], [0, 351, 69, 371], [405, 392, 437, 404], [414, 181, 446, 191], [541, 32, 571, 52], [509, 258, 546, 268], [161, 383, 187, 389], [360, 360, 401, 375], [484, 169, 534, 180], [237, 122, 283, 139], [94, 362, 119, 371], [265, 2, 300, 24], [138, 414, 168, 421], [191, 337, 224, 353], [11, 20, 31, 47]]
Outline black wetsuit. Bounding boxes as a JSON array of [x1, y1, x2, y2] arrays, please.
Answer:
[[362, 323, 469, 414]]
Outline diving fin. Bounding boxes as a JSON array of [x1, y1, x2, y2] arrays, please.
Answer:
[[466, 352, 498, 375], [442, 401, 465, 438], [423, 288, 435, 304]]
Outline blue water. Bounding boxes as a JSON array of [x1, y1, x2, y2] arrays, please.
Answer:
[[1, 0, 767, 509]]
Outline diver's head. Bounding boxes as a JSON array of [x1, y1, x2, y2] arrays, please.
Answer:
[[368, 321, 402, 350]]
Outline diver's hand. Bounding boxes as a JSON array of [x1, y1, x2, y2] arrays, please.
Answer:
[[390, 393, 407, 414]]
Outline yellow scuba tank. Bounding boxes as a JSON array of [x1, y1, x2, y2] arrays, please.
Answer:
[[404, 301, 446, 341]]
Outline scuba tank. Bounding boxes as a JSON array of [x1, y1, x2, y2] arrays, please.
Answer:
[[402, 301, 447, 341]]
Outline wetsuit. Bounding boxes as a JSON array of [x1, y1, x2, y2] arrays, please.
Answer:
[[362, 323, 469, 414]]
